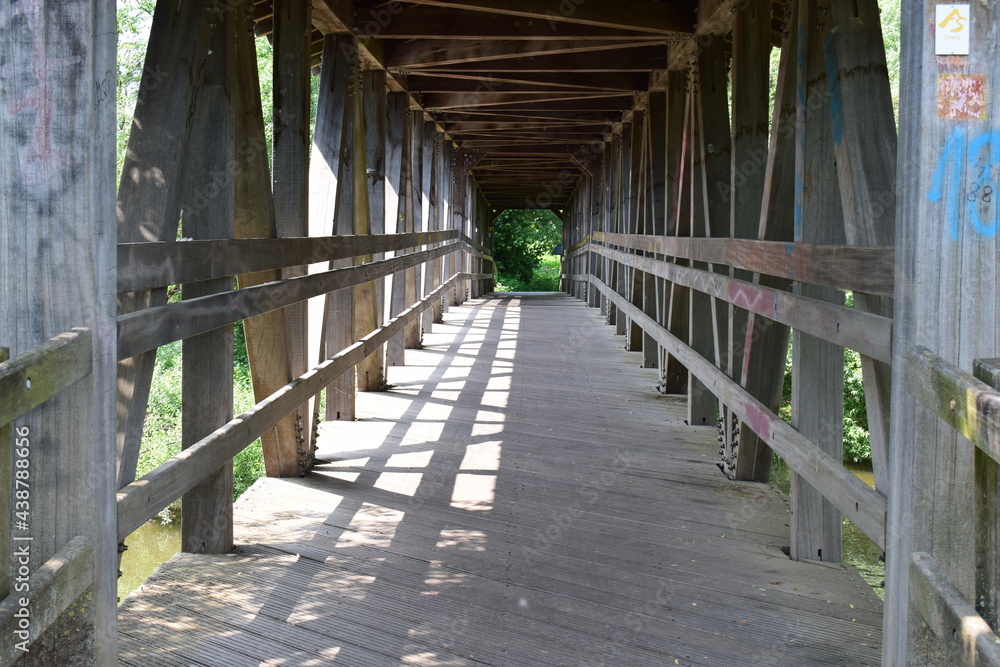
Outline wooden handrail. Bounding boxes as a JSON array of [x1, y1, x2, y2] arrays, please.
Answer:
[[0, 536, 93, 666], [592, 243, 892, 363], [906, 347, 1000, 465], [910, 552, 1000, 666], [117, 242, 460, 360], [116, 273, 464, 541], [0, 329, 92, 428], [565, 234, 591, 255], [591, 274, 887, 547], [591, 232, 894, 297], [118, 230, 460, 293]]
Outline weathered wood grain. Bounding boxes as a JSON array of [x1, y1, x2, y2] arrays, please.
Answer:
[[118, 231, 459, 293], [113, 0, 216, 496], [119, 292, 882, 666], [0, 537, 94, 664], [352, 65, 383, 393], [387, 92, 411, 368], [272, 0, 314, 453], [906, 347, 1000, 465], [828, 0, 898, 495], [789, 0, 845, 565], [592, 244, 892, 363], [116, 275, 461, 541], [179, 7, 235, 551], [592, 276, 886, 547], [0, 330, 93, 429], [117, 242, 460, 361], [909, 552, 1000, 667], [592, 233, 894, 297], [0, 1, 118, 659], [885, 1, 1000, 661]]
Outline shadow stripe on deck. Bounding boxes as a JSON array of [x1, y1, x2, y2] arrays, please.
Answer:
[[119, 293, 882, 666]]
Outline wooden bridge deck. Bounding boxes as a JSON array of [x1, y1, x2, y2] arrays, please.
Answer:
[[118, 293, 882, 666]]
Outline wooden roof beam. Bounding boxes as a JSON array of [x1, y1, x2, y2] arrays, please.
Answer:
[[350, 3, 663, 39], [408, 47, 669, 72], [386, 39, 664, 69], [408, 72, 650, 93], [395, 0, 697, 35], [422, 91, 631, 111]]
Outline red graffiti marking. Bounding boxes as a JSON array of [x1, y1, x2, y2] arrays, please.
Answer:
[[1, 2, 82, 180]]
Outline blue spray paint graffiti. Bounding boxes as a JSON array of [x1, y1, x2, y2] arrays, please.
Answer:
[[928, 126, 1000, 240]]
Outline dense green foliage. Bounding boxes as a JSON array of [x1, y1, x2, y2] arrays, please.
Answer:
[[492, 210, 563, 288], [494, 255, 562, 292], [777, 294, 872, 464], [118, 2, 270, 514], [139, 329, 265, 522]]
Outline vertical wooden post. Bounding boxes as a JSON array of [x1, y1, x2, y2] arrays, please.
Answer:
[[114, 0, 214, 490], [440, 140, 454, 315], [788, 0, 844, 563], [827, 0, 897, 493], [626, 115, 646, 352], [725, 0, 773, 480], [0, 0, 118, 659], [687, 39, 730, 427], [272, 0, 314, 450], [610, 135, 625, 332], [363, 69, 388, 389], [974, 360, 1000, 633], [885, 0, 999, 662], [611, 133, 632, 334], [662, 70, 690, 394], [310, 35, 355, 421], [732, 6, 798, 483], [450, 164, 467, 307], [234, 6, 306, 474], [404, 110, 424, 343], [644, 96, 666, 370], [598, 147, 611, 318], [180, 8, 235, 553], [308, 35, 347, 408], [352, 66, 383, 392], [386, 92, 409, 367], [423, 122, 440, 331], [587, 168, 601, 308], [431, 131, 443, 320]]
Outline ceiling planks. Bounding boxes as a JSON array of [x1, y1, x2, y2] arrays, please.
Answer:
[[255, 0, 700, 210]]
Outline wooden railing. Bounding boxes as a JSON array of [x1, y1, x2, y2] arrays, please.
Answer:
[[114, 232, 485, 548], [583, 233, 893, 550], [906, 348, 1000, 665], [0, 330, 96, 664]]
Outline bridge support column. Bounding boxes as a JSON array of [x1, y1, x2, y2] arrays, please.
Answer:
[[789, 0, 845, 563], [886, 0, 1000, 663], [0, 0, 118, 661]]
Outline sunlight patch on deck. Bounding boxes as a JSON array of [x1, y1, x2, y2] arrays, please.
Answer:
[[435, 528, 488, 551], [336, 502, 404, 548], [387, 450, 434, 468], [460, 441, 502, 471], [374, 471, 423, 497], [450, 473, 496, 511]]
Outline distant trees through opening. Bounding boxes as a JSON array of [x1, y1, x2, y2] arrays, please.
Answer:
[[491, 209, 563, 292]]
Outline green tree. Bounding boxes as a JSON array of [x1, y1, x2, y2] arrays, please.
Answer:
[[492, 209, 562, 283]]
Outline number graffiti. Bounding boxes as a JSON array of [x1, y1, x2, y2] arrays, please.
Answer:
[[929, 126, 1000, 240]]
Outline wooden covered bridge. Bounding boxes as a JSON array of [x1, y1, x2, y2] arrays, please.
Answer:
[[1, 0, 998, 664]]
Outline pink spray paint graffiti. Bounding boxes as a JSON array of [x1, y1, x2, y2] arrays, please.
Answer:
[[1, 1, 83, 185]]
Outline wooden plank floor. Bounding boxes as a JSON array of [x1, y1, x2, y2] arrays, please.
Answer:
[[118, 293, 883, 666]]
